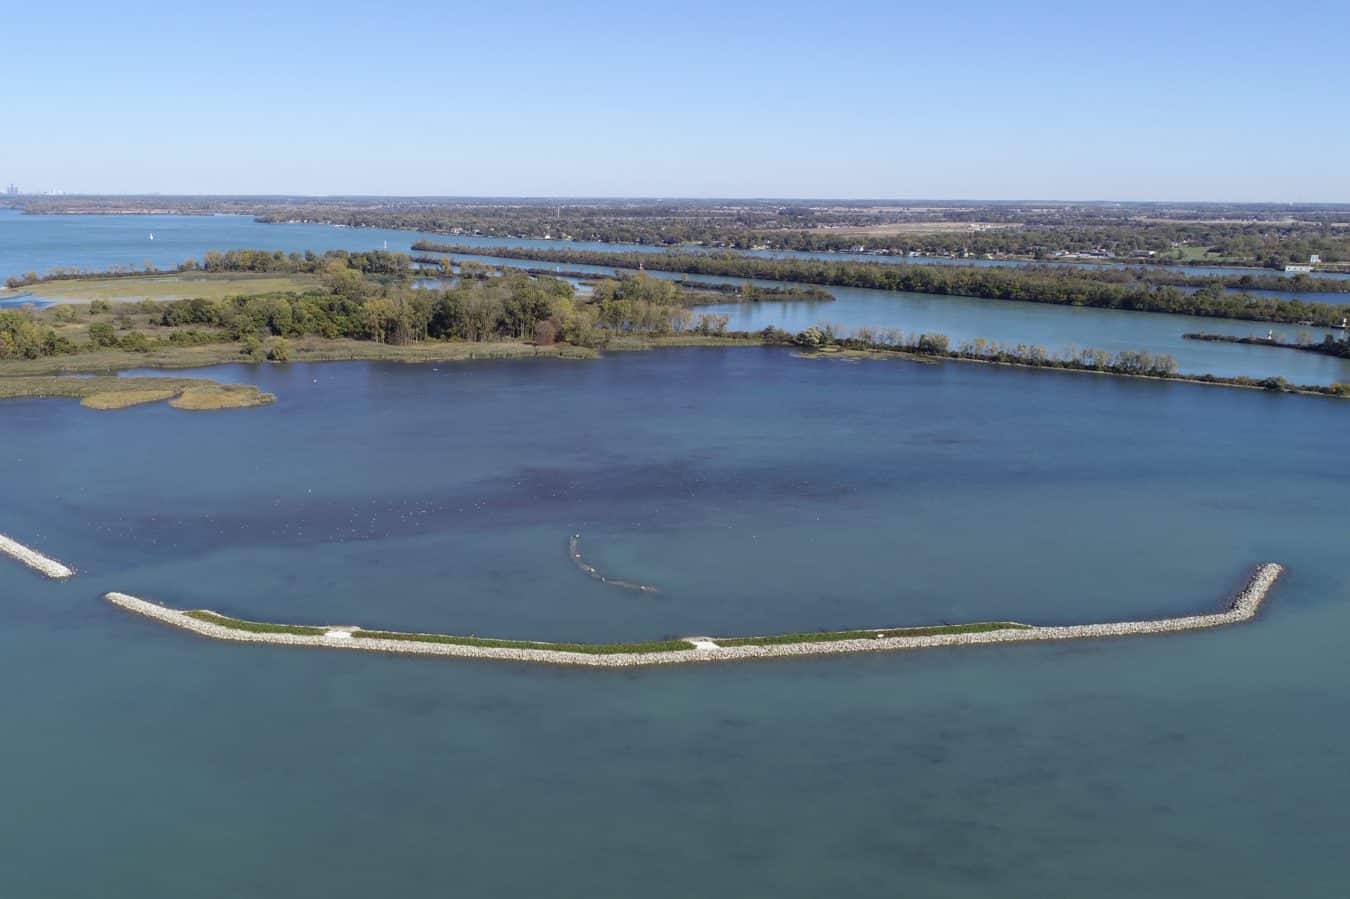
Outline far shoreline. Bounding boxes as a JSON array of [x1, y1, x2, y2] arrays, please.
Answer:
[[4, 335, 1346, 413]]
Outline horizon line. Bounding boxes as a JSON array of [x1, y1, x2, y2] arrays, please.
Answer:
[[6, 194, 1350, 207]]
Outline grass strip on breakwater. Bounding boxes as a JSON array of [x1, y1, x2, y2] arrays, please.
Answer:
[[103, 563, 1284, 667], [716, 621, 1028, 647], [186, 611, 325, 636], [350, 630, 692, 655], [0, 532, 74, 578]]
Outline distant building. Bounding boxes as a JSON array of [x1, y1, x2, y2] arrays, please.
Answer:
[[1310, 254, 1322, 264], [4, 184, 17, 196]]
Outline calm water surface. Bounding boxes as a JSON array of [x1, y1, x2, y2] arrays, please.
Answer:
[[2, 349, 1348, 897]]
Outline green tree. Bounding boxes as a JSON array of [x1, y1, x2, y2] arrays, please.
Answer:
[[88, 322, 118, 347]]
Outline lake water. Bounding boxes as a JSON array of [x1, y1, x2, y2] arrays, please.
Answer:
[[3, 349, 1349, 897]]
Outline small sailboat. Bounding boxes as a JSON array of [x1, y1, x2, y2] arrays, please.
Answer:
[[149, 233, 155, 241]]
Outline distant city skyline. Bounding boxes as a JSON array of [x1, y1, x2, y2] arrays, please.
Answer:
[[8, 0, 1349, 201]]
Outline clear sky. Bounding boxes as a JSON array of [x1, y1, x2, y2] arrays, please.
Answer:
[[6, 0, 1348, 201]]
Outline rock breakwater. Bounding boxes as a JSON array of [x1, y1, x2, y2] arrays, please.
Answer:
[[104, 563, 1284, 668], [568, 534, 660, 594], [0, 532, 74, 579]]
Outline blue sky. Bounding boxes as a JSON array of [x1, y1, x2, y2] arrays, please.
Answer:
[[6, 0, 1348, 200]]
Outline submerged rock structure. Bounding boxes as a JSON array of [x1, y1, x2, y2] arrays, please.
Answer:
[[568, 534, 660, 594], [105, 563, 1284, 668]]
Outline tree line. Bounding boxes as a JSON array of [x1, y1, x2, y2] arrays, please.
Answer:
[[4, 249, 412, 290], [412, 244, 1350, 327], [0, 258, 734, 360], [248, 202, 1350, 266], [761, 326, 1349, 397]]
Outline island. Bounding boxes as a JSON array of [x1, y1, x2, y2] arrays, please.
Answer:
[[4, 249, 1348, 413]]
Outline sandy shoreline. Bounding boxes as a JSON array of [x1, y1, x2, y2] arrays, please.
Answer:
[[105, 563, 1283, 668]]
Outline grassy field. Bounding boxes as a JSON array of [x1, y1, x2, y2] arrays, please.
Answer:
[[1173, 245, 1222, 262], [0, 272, 320, 304]]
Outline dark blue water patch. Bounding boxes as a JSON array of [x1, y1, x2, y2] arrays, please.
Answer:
[[0, 291, 51, 309]]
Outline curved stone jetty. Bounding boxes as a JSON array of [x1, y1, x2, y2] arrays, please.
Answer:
[[0, 532, 74, 579], [568, 534, 660, 594], [104, 563, 1283, 668]]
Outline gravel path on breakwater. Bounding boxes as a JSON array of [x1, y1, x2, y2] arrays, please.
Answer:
[[0, 532, 74, 578], [104, 563, 1284, 668]]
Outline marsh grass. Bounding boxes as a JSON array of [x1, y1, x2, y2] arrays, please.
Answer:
[[80, 388, 179, 410], [168, 385, 274, 410]]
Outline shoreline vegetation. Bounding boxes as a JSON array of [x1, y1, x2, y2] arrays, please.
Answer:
[[412, 257, 837, 303], [411, 243, 1350, 326], [1184, 331, 1350, 360], [0, 375, 274, 410], [3, 252, 1347, 413], [0, 272, 322, 304], [769, 328, 1350, 398], [102, 563, 1284, 667]]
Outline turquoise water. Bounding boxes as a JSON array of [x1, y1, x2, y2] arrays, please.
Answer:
[[3, 349, 1349, 896]]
